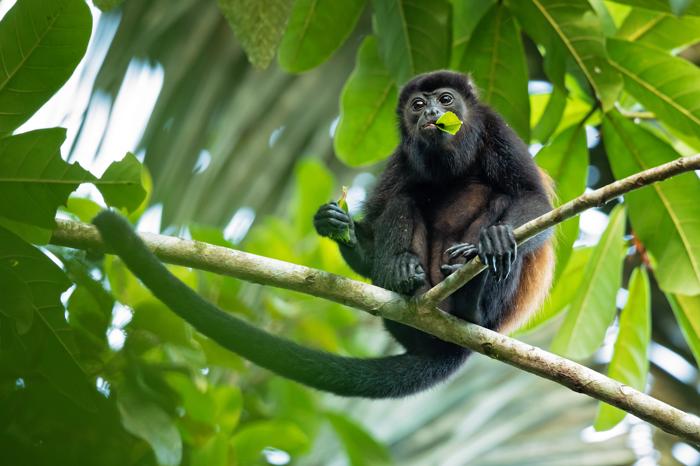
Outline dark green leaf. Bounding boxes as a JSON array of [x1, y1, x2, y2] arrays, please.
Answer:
[[459, 4, 530, 141], [334, 36, 398, 166], [118, 382, 182, 466], [278, 0, 366, 72], [93, 0, 125, 11], [536, 124, 588, 281], [606, 0, 700, 16], [508, 0, 622, 110], [0, 264, 34, 333], [551, 205, 626, 359], [607, 38, 700, 149], [594, 267, 651, 431], [96, 152, 147, 212], [0, 0, 92, 134], [372, 0, 451, 84], [450, 0, 496, 68], [667, 294, 700, 367], [326, 411, 392, 466], [617, 9, 700, 50], [230, 420, 310, 464], [0, 225, 97, 410], [603, 111, 700, 294], [0, 128, 91, 229], [217, 0, 294, 69]]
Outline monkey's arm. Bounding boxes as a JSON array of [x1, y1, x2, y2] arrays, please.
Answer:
[[500, 190, 552, 254], [313, 202, 373, 277]]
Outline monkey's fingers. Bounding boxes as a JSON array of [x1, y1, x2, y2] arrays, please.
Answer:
[[446, 243, 478, 259]]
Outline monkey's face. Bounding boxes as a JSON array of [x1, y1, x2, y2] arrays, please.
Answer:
[[404, 87, 468, 143]]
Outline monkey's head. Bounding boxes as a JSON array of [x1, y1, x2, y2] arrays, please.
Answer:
[[397, 71, 482, 182]]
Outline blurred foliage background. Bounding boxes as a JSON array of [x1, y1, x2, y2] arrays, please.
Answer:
[[1, 0, 700, 465]]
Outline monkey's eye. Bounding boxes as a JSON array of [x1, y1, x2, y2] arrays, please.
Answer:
[[411, 99, 426, 111], [439, 93, 454, 105]]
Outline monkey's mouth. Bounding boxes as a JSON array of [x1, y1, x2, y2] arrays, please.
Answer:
[[421, 122, 438, 130]]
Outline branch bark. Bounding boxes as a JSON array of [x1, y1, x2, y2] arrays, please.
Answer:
[[49, 154, 700, 444]]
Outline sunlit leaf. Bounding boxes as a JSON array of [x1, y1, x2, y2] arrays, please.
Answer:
[[508, 0, 622, 110], [217, 0, 294, 69], [667, 294, 700, 367], [292, 158, 334, 236], [334, 36, 398, 166], [230, 420, 310, 464], [0, 0, 92, 134], [603, 111, 700, 295], [118, 381, 182, 466], [607, 39, 700, 149], [0, 225, 97, 410], [326, 411, 393, 466], [551, 205, 626, 359], [536, 124, 588, 281], [191, 433, 228, 466], [278, 0, 366, 72], [532, 87, 567, 143], [617, 9, 700, 50], [605, 0, 700, 16], [459, 4, 530, 140], [435, 111, 463, 135], [595, 267, 651, 431], [372, 0, 451, 84], [97, 152, 146, 213], [516, 247, 593, 334]]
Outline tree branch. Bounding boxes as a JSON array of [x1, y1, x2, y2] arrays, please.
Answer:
[[420, 153, 700, 305], [49, 153, 700, 444]]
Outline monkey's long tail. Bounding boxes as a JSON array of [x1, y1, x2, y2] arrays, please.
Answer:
[[93, 211, 469, 398]]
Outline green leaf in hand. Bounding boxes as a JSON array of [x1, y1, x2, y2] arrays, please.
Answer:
[[330, 186, 352, 244], [436, 111, 463, 135], [337, 186, 349, 212]]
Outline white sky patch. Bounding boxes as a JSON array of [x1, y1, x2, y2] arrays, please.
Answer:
[[329, 115, 340, 138], [91, 59, 164, 176], [346, 186, 366, 216], [137, 203, 163, 234], [528, 80, 553, 95], [193, 149, 212, 174], [585, 125, 600, 149], [650, 342, 698, 384], [616, 288, 629, 309], [673, 442, 700, 466], [0, 1, 16, 21], [107, 328, 126, 351], [576, 206, 609, 247], [262, 448, 291, 465], [268, 126, 285, 148], [581, 420, 629, 442], [528, 142, 543, 156], [111, 303, 133, 328], [224, 207, 256, 244]]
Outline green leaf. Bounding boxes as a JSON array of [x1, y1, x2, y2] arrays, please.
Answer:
[[0, 128, 91, 228], [191, 433, 228, 466], [334, 36, 398, 166], [64, 197, 104, 223], [0, 264, 34, 333], [278, 0, 366, 72], [372, 0, 451, 84], [450, 0, 496, 68], [532, 86, 568, 143], [0, 225, 97, 410], [217, 0, 294, 69], [508, 0, 622, 110], [617, 9, 700, 51], [551, 205, 626, 359], [594, 267, 651, 431], [516, 247, 593, 334], [536, 124, 589, 281], [459, 4, 530, 141], [435, 111, 463, 135], [93, 0, 125, 11], [326, 411, 392, 466], [230, 420, 310, 464], [607, 38, 700, 149], [667, 294, 700, 367], [291, 158, 334, 236], [605, 0, 700, 16], [0, 0, 92, 135], [118, 382, 182, 466], [96, 152, 146, 212], [603, 111, 700, 295]]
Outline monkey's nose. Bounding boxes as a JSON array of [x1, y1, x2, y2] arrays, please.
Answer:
[[425, 107, 440, 119]]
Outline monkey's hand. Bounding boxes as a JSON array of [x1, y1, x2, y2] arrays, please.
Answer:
[[380, 252, 427, 295], [478, 224, 517, 281], [313, 202, 357, 246]]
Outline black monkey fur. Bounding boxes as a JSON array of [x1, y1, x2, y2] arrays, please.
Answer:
[[94, 71, 554, 398]]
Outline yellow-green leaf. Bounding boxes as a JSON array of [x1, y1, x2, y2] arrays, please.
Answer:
[[435, 111, 463, 135]]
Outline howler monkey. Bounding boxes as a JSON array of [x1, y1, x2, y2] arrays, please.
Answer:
[[94, 71, 553, 399]]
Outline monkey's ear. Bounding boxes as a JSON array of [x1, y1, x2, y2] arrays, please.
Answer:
[[466, 74, 480, 98]]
